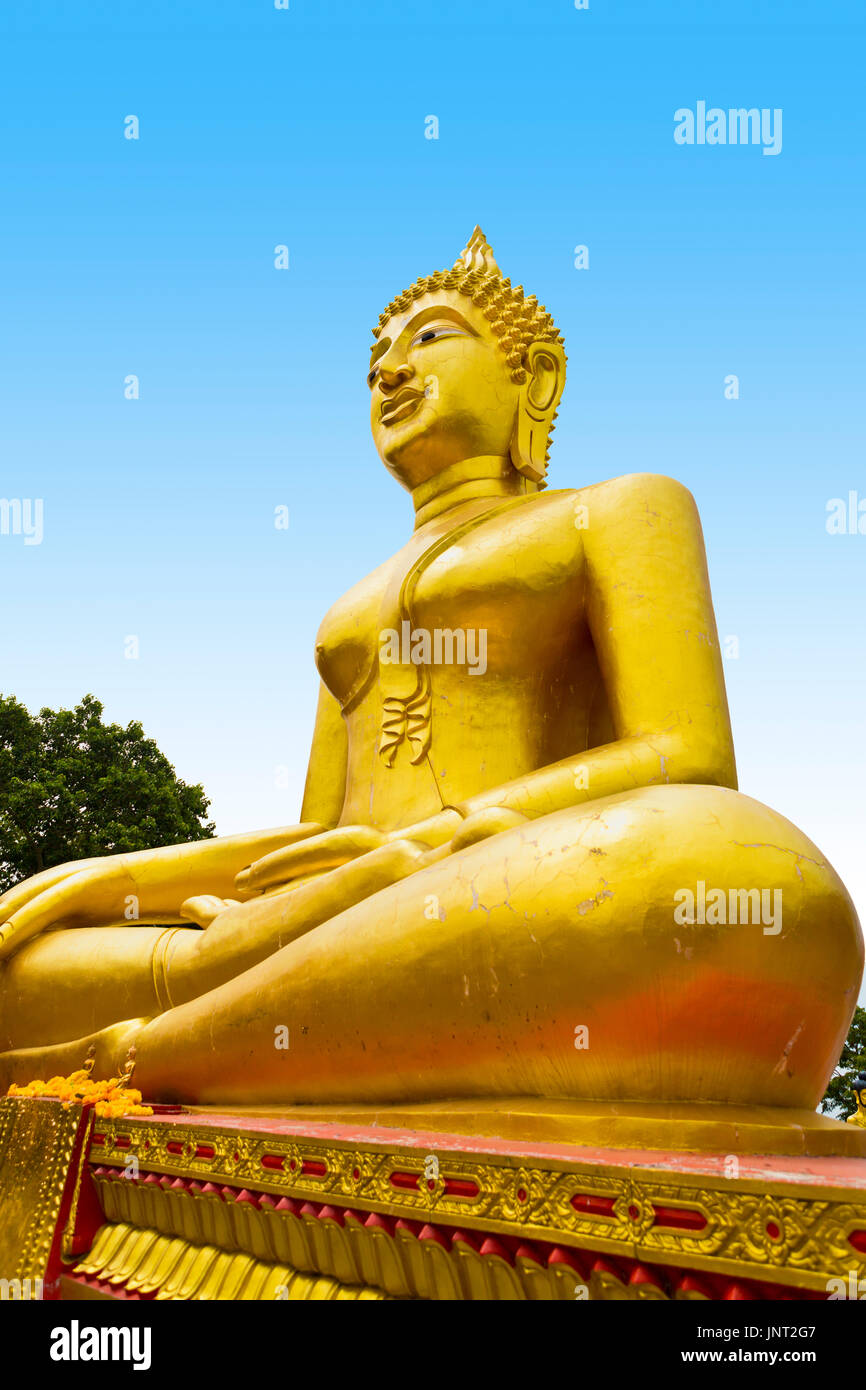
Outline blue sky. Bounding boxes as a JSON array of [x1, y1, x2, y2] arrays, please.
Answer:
[[1, 0, 864, 974]]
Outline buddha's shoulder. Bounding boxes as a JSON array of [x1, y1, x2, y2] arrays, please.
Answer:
[[539, 472, 700, 529]]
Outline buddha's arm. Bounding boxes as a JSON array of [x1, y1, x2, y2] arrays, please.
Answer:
[[0, 823, 329, 960], [452, 472, 737, 823], [0, 686, 349, 959], [299, 680, 348, 827]]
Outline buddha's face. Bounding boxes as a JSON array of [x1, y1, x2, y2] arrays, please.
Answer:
[[369, 292, 520, 489]]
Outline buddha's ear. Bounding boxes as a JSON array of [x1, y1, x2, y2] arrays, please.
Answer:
[[509, 340, 567, 485]]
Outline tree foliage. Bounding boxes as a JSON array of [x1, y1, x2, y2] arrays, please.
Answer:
[[820, 1006, 866, 1119], [0, 693, 214, 894]]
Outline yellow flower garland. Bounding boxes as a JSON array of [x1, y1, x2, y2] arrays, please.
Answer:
[[6, 1069, 153, 1118]]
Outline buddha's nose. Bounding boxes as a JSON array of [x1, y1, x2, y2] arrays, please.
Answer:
[[378, 359, 413, 390]]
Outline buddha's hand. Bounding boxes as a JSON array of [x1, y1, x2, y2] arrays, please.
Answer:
[[0, 857, 155, 962], [0, 856, 116, 922], [235, 825, 392, 894], [235, 807, 530, 895], [442, 806, 530, 851], [235, 812, 473, 894], [0, 824, 324, 961]]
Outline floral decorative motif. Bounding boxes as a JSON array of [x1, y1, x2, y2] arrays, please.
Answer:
[[85, 1115, 866, 1296]]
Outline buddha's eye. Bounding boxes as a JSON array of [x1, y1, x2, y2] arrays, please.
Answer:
[[409, 323, 470, 349]]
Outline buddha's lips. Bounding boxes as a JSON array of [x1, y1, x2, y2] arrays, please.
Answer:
[[380, 387, 425, 426]]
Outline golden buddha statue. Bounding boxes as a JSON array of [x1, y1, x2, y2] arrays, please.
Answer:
[[847, 1073, 866, 1129], [0, 227, 862, 1131]]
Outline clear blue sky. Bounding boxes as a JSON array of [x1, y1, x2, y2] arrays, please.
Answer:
[[1, 1, 864, 977]]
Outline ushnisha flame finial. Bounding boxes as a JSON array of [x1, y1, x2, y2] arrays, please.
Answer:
[[454, 225, 501, 275]]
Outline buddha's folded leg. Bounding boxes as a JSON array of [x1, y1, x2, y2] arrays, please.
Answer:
[[0, 840, 431, 1076], [119, 783, 863, 1109]]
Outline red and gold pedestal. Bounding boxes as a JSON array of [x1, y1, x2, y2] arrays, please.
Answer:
[[3, 1095, 866, 1301]]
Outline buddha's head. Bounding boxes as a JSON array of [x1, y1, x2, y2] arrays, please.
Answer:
[[369, 227, 567, 492]]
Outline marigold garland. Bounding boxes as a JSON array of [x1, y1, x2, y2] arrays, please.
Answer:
[[6, 1068, 153, 1118]]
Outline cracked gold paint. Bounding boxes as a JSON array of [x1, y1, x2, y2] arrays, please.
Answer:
[[0, 228, 861, 1123]]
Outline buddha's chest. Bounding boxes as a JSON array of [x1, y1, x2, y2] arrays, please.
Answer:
[[315, 498, 586, 709]]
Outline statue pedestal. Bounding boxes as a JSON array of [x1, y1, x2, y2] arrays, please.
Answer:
[[17, 1099, 861, 1302]]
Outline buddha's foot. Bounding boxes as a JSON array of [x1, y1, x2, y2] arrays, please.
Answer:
[[0, 1018, 148, 1094]]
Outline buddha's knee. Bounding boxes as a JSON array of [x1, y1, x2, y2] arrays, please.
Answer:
[[418, 782, 862, 1106]]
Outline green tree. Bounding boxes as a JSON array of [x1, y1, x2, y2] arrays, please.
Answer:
[[0, 693, 215, 894], [820, 1006, 866, 1119]]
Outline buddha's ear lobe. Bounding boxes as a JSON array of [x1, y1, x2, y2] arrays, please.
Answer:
[[510, 341, 567, 485]]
